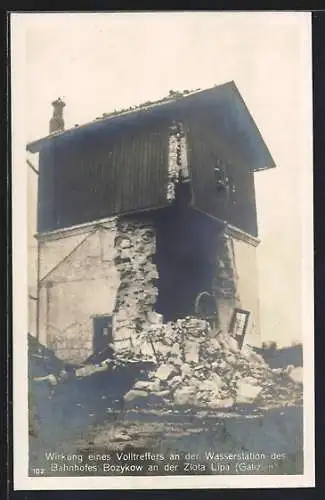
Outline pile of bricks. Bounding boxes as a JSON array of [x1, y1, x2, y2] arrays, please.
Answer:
[[123, 317, 303, 410]]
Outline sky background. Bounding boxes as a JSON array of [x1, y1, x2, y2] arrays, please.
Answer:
[[21, 12, 312, 346]]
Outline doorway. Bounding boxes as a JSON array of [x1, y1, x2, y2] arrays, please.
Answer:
[[92, 315, 113, 355]]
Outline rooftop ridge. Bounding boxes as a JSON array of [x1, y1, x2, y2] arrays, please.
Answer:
[[26, 82, 234, 152]]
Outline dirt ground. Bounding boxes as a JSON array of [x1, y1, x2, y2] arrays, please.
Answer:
[[28, 334, 303, 477], [29, 370, 303, 476]]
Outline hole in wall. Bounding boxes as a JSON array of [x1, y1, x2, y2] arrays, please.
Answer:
[[153, 205, 222, 323]]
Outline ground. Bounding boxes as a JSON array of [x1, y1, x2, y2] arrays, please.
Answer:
[[29, 354, 303, 477]]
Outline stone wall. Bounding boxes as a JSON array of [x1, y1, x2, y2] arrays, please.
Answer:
[[37, 214, 158, 363], [113, 216, 158, 352], [230, 233, 261, 346], [38, 218, 120, 363], [212, 226, 261, 345]]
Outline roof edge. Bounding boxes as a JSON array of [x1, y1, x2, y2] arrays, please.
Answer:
[[227, 80, 276, 171], [26, 80, 276, 173], [26, 82, 234, 154]]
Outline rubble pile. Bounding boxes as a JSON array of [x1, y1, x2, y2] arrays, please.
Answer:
[[113, 218, 158, 350], [123, 317, 303, 410]]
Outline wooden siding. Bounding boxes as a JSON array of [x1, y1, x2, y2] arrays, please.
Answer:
[[36, 86, 263, 237], [38, 120, 170, 232]]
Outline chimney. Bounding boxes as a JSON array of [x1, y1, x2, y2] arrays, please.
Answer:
[[49, 98, 66, 134]]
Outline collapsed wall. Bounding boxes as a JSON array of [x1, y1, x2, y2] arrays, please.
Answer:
[[166, 122, 189, 202], [35, 212, 275, 410], [123, 317, 302, 410], [112, 213, 259, 355], [36, 210, 260, 366], [113, 216, 158, 352]]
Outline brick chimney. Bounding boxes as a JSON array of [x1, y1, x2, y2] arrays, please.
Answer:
[[49, 98, 66, 134]]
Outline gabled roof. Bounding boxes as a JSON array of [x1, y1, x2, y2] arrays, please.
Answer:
[[26, 81, 276, 172]]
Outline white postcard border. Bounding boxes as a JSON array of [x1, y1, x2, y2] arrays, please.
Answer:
[[11, 11, 315, 490]]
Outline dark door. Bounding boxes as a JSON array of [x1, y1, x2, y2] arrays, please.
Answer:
[[92, 315, 113, 355]]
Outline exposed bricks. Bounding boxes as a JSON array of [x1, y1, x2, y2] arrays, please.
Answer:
[[167, 122, 189, 201], [113, 216, 159, 352]]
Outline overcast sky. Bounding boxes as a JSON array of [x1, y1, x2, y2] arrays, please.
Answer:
[[17, 12, 312, 346]]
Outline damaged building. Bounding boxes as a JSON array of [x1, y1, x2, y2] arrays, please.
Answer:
[[26, 82, 276, 365]]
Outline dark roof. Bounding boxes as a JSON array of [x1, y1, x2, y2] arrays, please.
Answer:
[[26, 81, 276, 172]]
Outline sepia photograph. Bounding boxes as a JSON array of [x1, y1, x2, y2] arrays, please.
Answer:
[[11, 11, 314, 489]]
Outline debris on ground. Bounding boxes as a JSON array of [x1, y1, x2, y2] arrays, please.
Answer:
[[121, 317, 303, 410], [28, 333, 66, 378], [286, 366, 303, 384], [28, 325, 303, 475], [253, 343, 303, 369], [29, 316, 303, 414]]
